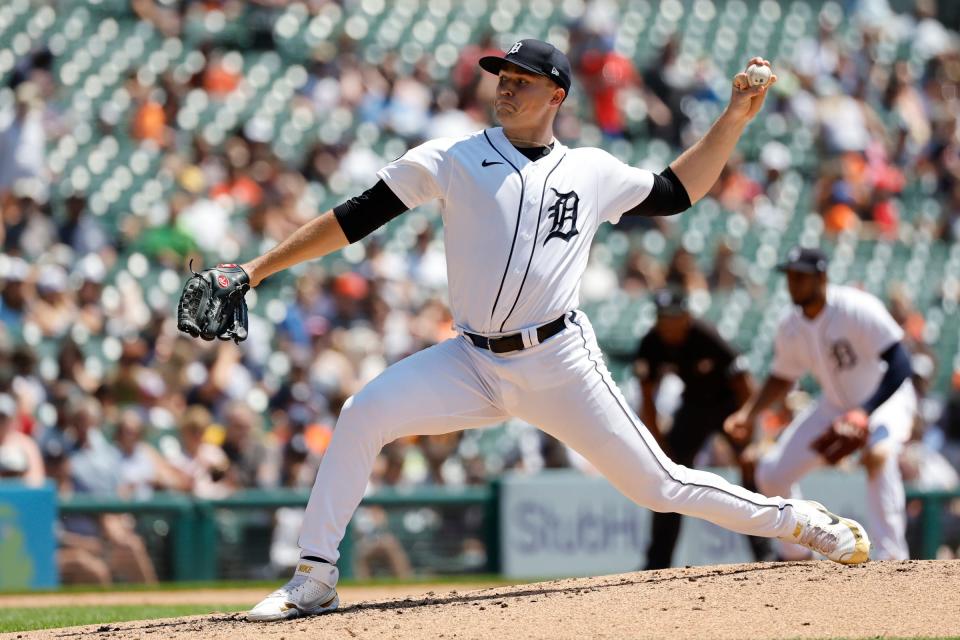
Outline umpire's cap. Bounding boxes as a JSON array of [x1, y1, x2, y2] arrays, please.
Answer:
[[653, 288, 689, 316], [776, 246, 829, 274], [479, 39, 572, 95]]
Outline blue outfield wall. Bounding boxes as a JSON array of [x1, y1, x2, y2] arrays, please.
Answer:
[[0, 482, 58, 589]]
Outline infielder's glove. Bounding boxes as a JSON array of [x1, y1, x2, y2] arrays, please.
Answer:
[[177, 261, 250, 343], [810, 409, 869, 465]]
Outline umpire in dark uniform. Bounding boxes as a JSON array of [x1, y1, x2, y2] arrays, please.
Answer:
[[636, 288, 773, 569]]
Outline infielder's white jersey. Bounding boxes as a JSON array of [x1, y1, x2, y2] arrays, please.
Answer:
[[771, 284, 904, 410], [377, 127, 654, 335]]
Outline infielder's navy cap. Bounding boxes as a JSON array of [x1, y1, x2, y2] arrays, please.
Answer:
[[479, 39, 572, 95], [653, 288, 689, 316], [776, 246, 829, 274]]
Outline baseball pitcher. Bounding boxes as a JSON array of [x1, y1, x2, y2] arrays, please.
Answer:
[[178, 40, 871, 622]]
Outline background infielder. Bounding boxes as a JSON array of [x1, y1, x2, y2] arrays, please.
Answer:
[[179, 40, 872, 622], [725, 247, 917, 560]]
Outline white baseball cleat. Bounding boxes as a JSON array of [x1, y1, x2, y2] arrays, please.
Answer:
[[782, 500, 870, 565], [247, 559, 340, 622]]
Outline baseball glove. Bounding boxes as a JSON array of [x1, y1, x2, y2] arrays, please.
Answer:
[[810, 409, 870, 464], [177, 261, 250, 343]]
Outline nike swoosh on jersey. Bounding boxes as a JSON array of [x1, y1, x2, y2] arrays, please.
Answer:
[[481, 159, 503, 167]]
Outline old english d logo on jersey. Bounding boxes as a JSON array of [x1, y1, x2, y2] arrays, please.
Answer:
[[830, 338, 858, 370], [544, 188, 580, 245]]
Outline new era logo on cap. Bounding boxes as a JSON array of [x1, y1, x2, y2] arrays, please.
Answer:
[[551, 67, 559, 76]]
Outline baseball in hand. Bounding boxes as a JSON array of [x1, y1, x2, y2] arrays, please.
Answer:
[[746, 63, 772, 87]]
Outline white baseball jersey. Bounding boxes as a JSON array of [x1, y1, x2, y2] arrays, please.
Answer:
[[770, 284, 904, 410], [377, 127, 654, 335]]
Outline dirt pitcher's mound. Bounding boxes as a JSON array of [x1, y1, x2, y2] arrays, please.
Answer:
[[10, 560, 960, 640]]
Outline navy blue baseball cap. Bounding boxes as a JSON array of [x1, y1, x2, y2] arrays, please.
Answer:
[[479, 39, 572, 95], [776, 246, 829, 274], [653, 288, 689, 316]]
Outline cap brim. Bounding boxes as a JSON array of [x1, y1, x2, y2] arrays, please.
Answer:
[[656, 306, 688, 316], [776, 262, 821, 274], [479, 55, 550, 80]]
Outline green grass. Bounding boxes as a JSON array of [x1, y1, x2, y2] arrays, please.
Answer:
[[0, 574, 526, 633], [0, 604, 248, 633], [0, 573, 519, 596]]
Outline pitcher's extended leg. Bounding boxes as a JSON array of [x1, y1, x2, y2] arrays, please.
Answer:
[[513, 315, 798, 539], [510, 313, 869, 564]]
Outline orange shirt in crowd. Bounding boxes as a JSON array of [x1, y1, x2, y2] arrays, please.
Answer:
[[132, 101, 166, 143], [204, 63, 240, 96], [210, 175, 263, 208], [824, 202, 858, 234]]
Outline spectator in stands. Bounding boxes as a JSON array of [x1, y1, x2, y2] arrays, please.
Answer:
[[816, 84, 887, 157], [55, 338, 100, 395], [708, 241, 745, 292], [47, 439, 112, 586], [66, 397, 119, 494], [28, 265, 74, 338], [57, 193, 108, 256], [11, 189, 58, 260], [820, 178, 861, 235], [576, 32, 641, 138], [0, 392, 44, 486], [0, 83, 47, 197], [0, 257, 30, 329], [665, 246, 708, 292], [222, 400, 280, 489], [73, 254, 107, 335], [639, 38, 688, 147], [166, 404, 232, 499], [62, 396, 158, 584], [710, 157, 763, 215], [620, 247, 665, 296], [114, 409, 189, 499]]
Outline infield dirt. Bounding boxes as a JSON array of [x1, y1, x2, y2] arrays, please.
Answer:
[[4, 560, 959, 639]]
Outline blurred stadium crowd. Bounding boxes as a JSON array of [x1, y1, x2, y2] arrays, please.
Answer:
[[1, 0, 960, 581]]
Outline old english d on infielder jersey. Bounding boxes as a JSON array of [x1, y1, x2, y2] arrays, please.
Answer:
[[377, 127, 654, 335], [770, 284, 904, 410]]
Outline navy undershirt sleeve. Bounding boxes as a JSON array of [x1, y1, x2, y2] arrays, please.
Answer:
[[625, 166, 692, 217], [333, 180, 409, 244], [335, 142, 554, 243], [861, 342, 913, 414]]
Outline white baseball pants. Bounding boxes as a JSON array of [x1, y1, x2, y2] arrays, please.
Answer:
[[755, 380, 916, 560], [298, 311, 801, 563]]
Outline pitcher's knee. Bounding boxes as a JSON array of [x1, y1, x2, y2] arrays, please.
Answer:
[[336, 394, 391, 446], [635, 463, 688, 512]]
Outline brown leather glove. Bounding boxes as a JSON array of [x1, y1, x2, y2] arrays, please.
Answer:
[[810, 409, 870, 465]]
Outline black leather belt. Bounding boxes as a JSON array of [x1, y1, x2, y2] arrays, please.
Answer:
[[464, 314, 569, 354]]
